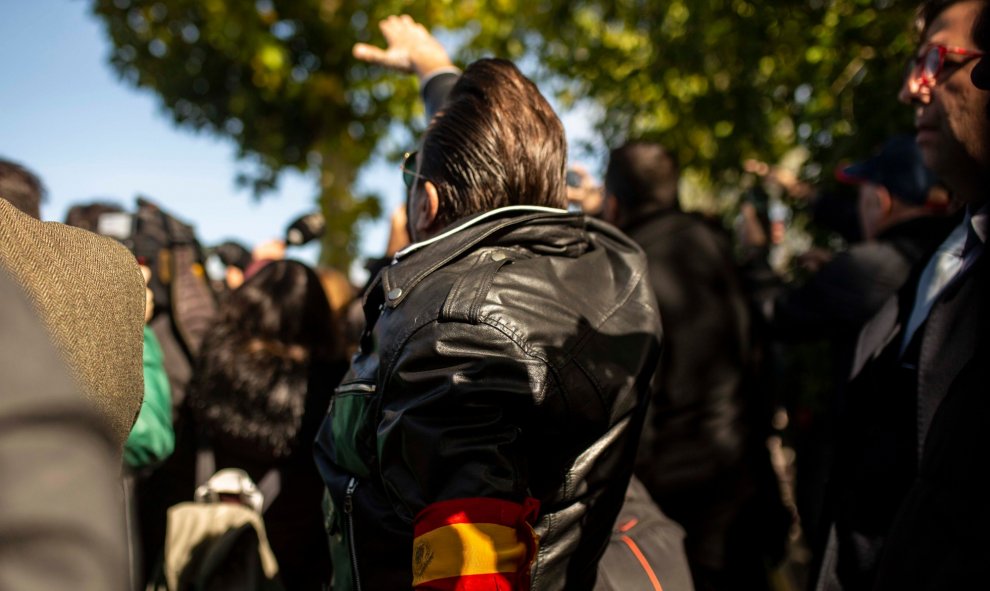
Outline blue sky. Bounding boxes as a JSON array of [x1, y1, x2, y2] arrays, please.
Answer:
[[0, 1, 599, 279]]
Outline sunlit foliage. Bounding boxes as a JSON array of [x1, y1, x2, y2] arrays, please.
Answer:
[[91, 0, 920, 267]]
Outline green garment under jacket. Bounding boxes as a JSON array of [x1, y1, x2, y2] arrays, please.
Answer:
[[123, 326, 174, 469]]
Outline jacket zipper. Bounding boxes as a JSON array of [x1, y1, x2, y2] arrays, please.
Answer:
[[328, 381, 376, 419], [335, 382, 376, 394], [344, 476, 362, 591]]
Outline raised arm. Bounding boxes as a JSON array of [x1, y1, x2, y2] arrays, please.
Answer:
[[352, 15, 460, 119]]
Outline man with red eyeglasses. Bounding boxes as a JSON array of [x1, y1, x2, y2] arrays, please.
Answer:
[[816, 1, 990, 589], [863, 4, 990, 589]]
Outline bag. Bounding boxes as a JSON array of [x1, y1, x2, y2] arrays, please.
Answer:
[[146, 449, 284, 591], [595, 476, 695, 591]]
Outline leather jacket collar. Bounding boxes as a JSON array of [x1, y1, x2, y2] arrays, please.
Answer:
[[381, 206, 576, 309]]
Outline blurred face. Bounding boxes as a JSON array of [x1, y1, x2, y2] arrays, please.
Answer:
[[899, 1, 990, 198]]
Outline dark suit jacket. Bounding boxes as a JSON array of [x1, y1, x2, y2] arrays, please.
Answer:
[[821, 211, 983, 590], [868, 256, 990, 590], [0, 199, 145, 451]]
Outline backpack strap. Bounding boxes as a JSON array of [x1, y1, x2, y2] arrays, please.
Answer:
[[195, 445, 216, 488], [258, 469, 282, 513]]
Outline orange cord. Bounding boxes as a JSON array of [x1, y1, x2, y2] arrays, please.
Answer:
[[620, 534, 663, 591]]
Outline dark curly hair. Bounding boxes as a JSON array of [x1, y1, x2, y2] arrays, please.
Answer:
[[188, 260, 337, 461]]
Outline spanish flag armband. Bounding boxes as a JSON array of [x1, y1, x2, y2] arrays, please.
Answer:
[[412, 497, 540, 590]]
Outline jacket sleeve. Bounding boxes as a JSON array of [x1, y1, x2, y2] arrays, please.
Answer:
[[0, 268, 128, 590], [421, 70, 460, 120], [377, 320, 542, 590], [771, 242, 909, 340]]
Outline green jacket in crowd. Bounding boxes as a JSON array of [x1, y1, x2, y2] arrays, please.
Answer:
[[124, 326, 174, 469]]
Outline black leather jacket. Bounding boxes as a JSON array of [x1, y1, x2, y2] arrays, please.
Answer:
[[315, 206, 662, 590]]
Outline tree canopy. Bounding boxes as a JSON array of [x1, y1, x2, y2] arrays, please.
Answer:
[[91, 0, 921, 267]]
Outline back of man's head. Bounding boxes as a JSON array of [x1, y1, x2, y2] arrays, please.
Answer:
[[0, 159, 44, 220], [420, 58, 567, 229], [605, 141, 680, 218], [64, 202, 125, 234]]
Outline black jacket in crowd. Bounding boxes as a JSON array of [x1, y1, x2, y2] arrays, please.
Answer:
[[315, 208, 663, 590], [624, 208, 788, 588], [871, 256, 990, 589], [818, 209, 985, 590]]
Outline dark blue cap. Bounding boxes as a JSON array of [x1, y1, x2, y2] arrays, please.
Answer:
[[837, 135, 937, 205]]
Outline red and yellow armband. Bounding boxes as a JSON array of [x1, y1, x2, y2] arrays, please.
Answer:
[[412, 497, 540, 590]]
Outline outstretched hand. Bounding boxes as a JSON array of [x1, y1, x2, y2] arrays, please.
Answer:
[[352, 15, 454, 79]]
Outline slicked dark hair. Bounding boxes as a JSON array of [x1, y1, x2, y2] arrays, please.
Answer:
[[419, 58, 567, 229], [975, 0, 990, 50], [919, 0, 986, 37], [605, 141, 680, 219], [0, 158, 45, 219]]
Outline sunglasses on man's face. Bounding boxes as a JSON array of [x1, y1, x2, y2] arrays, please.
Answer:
[[906, 44, 985, 90], [401, 151, 429, 191]]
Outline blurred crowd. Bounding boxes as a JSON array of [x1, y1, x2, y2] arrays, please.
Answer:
[[2, 1, 990, 590]]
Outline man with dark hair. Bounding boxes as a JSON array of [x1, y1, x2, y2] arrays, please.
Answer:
[[315, 15, 662, 590], [63, 201, 126, 234], [602, 141, 788, 590], [604, 142, 681, 218], [865, 3, 990, 589], [0, 157, 44, 219], [817, 1, 990, 588], [416, 62, 567, 230]]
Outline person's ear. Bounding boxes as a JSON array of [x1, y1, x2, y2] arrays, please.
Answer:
[[603, 194, 620, 224], [414, 180, 440, 234], [876, 185, 894, 217]]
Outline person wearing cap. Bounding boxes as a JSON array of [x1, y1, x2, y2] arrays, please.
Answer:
[[753, 135, 952, 344], [840, 134, 951, 241]]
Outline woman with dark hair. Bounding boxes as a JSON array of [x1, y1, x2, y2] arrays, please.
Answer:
[[186, 259, 345, 589]]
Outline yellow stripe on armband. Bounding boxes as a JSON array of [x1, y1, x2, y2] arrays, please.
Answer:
[[411, 522, 527, 586]]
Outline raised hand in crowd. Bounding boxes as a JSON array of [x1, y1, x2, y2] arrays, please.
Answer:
[[352, 14, 455, 80]]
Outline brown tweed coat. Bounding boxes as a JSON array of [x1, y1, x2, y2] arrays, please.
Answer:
[[0, 199, 145, 451]]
